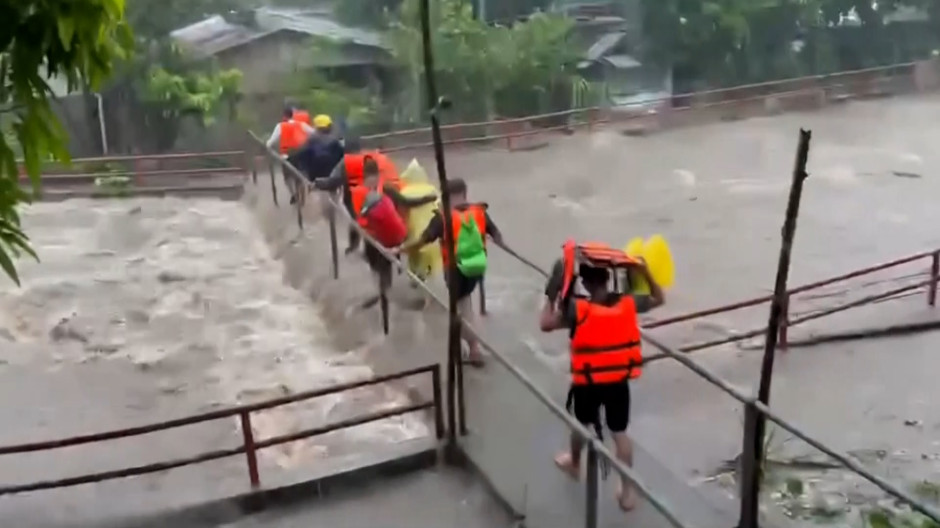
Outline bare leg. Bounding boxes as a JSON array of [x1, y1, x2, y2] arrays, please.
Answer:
[[611, 431, 637, 511], [456, 295, 484, 367], [554, 431, 584, 479]]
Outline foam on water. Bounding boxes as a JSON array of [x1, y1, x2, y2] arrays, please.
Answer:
[[0, 198, 427, 467]]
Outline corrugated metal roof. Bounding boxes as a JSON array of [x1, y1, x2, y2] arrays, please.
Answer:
[[602, 54, 640, 69], [170, 9, 386, 58], [255, 7, 383, 48], [170, 15, 273, 58], [584, 31, 625, 61]]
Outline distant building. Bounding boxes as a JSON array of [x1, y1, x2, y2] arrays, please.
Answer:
[[170, 7, 392, 95], [557, 2, 672, 110]]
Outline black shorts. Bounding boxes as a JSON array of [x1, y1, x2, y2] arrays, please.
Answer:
[[570, 382, 631, 433], [448, 270, 480, 300], [364, 243, 392, 278], [342, 184, 355, 216]]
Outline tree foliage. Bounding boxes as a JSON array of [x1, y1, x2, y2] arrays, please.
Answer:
[[114, 0, 247, 152], [334, 0, 403, 28], [287, 40, 385, 133], [641, 0, 939, 90], [0, 0, 132, 285], [129, 43, 242, 151], [387, 0, 581, 122]]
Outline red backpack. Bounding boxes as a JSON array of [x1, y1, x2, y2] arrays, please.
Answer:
[[357, 192, 407, 248]]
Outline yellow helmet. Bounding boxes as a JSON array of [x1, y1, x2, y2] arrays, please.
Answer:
[[313, 114, 332, 128]]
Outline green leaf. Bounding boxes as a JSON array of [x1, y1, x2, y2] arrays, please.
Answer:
[[58, 18, 76, 51], [0, 239, 21, 286]]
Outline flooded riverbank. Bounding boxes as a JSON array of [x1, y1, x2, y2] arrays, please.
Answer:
[[0, 198, 427, 468]]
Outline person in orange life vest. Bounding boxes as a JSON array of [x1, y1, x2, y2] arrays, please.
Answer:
[[265, 106, 315, 156], [346, 156, 435, 309], [393, 178, 509, 367], [539, 249, 664, 512], [292, 107, 311, 126], [317, 138, 400, 254]]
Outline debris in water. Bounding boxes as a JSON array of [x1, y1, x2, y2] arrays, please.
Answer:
[[157, 270, 187, 283], [904, 419, 923, 427], [49, 317, 89, 343]]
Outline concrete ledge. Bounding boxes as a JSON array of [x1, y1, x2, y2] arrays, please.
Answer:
[[98, 437, 441, 528]]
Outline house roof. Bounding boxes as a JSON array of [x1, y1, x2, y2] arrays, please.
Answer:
[[170, 8, 385, 58], [584, 31, 626, 62], [600, 54, 640, 69], [170, 16, 274, 58], [255, 7, 383, 48]]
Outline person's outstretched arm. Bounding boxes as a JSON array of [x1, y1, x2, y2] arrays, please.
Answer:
[[397, 212, 443, 253], [314, 162, 346, 191], [383, 184, 437, 208], [630, 259, 665, 312], [265, 123, 282, 149], [484, 212, 509, 250], [539, 259, 568, 332]]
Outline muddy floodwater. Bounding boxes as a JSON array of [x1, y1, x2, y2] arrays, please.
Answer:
[[0, 198, 427, 469]]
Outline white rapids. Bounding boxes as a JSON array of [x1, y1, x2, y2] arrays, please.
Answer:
[[0, 198, 428, 468]]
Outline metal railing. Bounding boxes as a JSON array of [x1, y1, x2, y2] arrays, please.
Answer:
[[0, 364, 443, 495], [20, 150, 252, 200], [359, 61, 932, 154], [644, 249, 940, 359], [248, 98, 940, 527]]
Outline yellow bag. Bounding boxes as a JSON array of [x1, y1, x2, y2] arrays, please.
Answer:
[[399, 159, 442, 280], [623, 235, 675, 294]]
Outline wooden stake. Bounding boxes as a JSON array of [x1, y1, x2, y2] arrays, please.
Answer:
[[739, 129, 812, 528], [419, 0, 463, 446]]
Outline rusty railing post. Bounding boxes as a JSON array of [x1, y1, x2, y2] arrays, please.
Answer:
[[328, 205, 340, 279], [268, 159, 278, 206], [431, 365, 445, 439], [380, 279, 390, 335], [295, 178, 304, 231], [244, 152, 255, 185], [457, 339, 467, 436], [929, 252, 939, 307], [777, 294, 789, 350], [585, 443, 599, 528], [239, 411, 261, 489], [505, 121, 513, 151], [738, 402, 760, 528]]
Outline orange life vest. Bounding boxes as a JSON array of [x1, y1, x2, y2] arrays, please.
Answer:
[[349, 172, 400, 215], [293, 110, 311, 126], [344, 153, 369, 188], [350, 184, 370, 217], [441, 205, 487, 266], [345, 151, 398, 190], [279, 120, 307, 154], [570, 296, 643, 384], [376, 153, 399, 188]]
